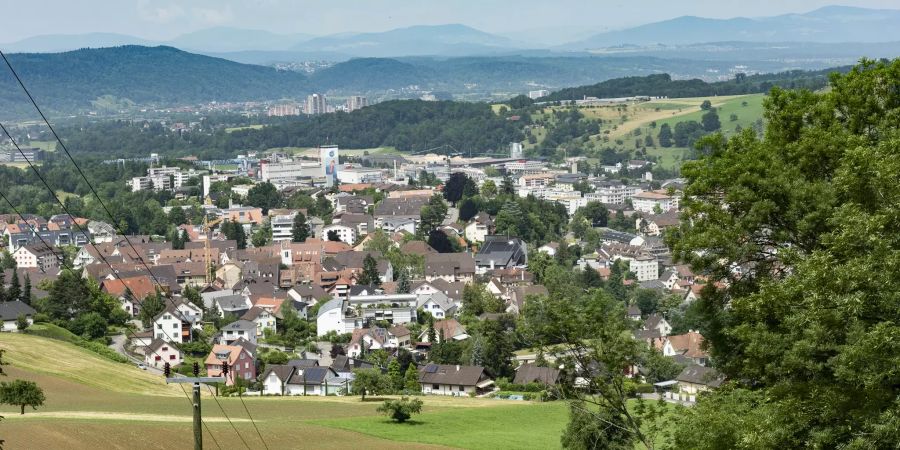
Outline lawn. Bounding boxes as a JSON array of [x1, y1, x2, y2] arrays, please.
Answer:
[[314, 401, 568, 450], [652, 94, 765, 137], [224, 124, 265, 133]]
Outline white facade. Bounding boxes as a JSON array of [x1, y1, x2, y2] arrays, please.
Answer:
[[464, 221, 489, 243], [629, 257, 659, 282], [321, 224, 356, 245], [337, 167, 384, 184], [259, 161, 322, 183], [250, 310, 277, 336], [421, 382, 476, 396], [145, 342, 183, 369], [153, 313, 185, 343], [632, 191, 678, 214]]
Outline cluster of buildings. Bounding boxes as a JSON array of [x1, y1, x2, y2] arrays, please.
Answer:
[[266, 94, 369, 117]]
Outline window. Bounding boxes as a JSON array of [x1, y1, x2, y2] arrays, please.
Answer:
[[458, 385, 464, 392], [172, 323, 178, 329], [244, 362, 249, 369], [170, 355, 176, 360], [432, 384, 440, 390], [155, 355, 161, 361]]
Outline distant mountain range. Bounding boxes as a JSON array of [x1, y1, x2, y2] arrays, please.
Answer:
[[5, 6, 900, 58], [562, 6, 900, 50], [0, 45, 850, 120]]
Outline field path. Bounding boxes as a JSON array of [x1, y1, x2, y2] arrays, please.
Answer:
[[606, 96, 742, 140], [3, 411, 252, 423]]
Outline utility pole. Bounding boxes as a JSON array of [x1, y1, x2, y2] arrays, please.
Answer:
[[163, 362, 225, 450]]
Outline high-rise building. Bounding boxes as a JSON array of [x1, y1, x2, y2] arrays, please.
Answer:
[[306, 93, 327, 115], [267, 104, 301, 117], [509, 142, 524, 159], [346, 95, 368, 112], [528, 89, 550, 100]]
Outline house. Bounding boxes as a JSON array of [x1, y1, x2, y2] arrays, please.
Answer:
[[399, 240, 436, 257], [316, 293, 418, 336], [418, 318, 468, 343], [637, 211, 681, 237], [260, 364, 296, 396], [475, 236, 527, 274], [674, 365, 724, 402], [220, 320, 258, 345], [537, 242, 559, 256], [240, 307, 277, 337], [347, 327, 391, 358], [506, 285, 548, 315], [284, 366, 346, 396], [513, 363, 560, 386], [629, 255, 659, 282], [417, 290, 456, 319], [321, 224, 356, 245], [663, 331, 708, 366], [380, 217, 417, 234], [424, 253, 476, 283], [643, 314, 672, 337], [101, 275, 157, 317], [388, 325, 412, 348], [144, 338, 183, 369], [151, 300, 202, 344], [464, 213, 493, 243], [0, 300, 36, 332], [418, 363, 494, 396], [205, 344, 256, 386], [626, 304, 642, 321], [632, 190, 678, 214], [213, 294, 252, 318], [12, 244, 62, 271]]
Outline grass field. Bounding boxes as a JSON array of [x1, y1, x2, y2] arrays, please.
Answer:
[[225, 124, 265, 133], [29, 140, 58, 151], [0, 334, 573, 449]]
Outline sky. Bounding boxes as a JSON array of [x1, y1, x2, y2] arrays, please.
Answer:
[[1, 0, 899, 43]]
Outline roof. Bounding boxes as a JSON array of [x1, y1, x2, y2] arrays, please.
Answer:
[[101, 275, 156, 301], [0, 300, 37, 321], [676, 365, 724, 387], [513, 363, 560, 385], [428, 319, 467, 341], [288, 366, 336, 384], [633, 190, 671, 200], [316, 298, 343, 319], [475, 236, 527, 267], [240, 306, 270, 321], [221, 319, 257, 331], [204, 344, 248, 366], [400, 240, 437, 256], [260, 364, 295, 382], [425, 253, 476, 277], [418, 364, 490, 386], [215, 294, 250, 311], [666, 331, 707, 358]]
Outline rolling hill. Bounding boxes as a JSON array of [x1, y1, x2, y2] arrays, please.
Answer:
[[0, 45, 309, 117], [563, 5, 900, 49]]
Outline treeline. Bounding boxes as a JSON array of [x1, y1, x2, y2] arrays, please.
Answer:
[[223, 100, 524, 154], [541, 67, 851, 102]]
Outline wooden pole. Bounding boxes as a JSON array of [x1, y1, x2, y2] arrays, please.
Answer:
[[192, 382, 202, 450]]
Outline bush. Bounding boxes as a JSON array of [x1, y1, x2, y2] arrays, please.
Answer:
[[26, 323, 128, 363], [377, 397, 424, 423], [634, 383, 655, 394]]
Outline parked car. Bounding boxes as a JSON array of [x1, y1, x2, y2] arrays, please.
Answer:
[[137, 363, 147, 370]]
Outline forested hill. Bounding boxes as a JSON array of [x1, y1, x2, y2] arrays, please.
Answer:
[[223, 100, 523, 154], [540, 67, 850, 102], [0, 46, 309, 116]]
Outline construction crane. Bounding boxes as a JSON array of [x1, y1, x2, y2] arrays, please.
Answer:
[[203, 214, 224, 285]]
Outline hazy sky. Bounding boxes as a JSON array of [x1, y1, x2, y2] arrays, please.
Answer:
[[2, 0, 899, 43]]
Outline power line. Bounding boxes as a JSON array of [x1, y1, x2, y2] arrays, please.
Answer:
[[205, 385, 253, 450], [0, 48, 269, 449], [237, 394, 270, 450], [0, 122, 238, 449]]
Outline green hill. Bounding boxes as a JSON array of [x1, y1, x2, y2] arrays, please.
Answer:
[[0, 46, 309, 117]]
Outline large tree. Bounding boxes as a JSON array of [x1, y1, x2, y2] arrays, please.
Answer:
[[291, 211, 310, 242], [668, 59, 900, 448], [443, 172, 478, 206], [245, 182, 282, 214], [0, 379, 45, 415], [357, 254, 382, 287]]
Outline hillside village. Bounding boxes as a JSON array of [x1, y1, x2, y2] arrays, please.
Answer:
[[0, 145, 717, 404]]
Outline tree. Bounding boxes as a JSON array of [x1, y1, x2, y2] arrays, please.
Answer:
[[139, 293, 166, 329], [0, 379, 45, 415], [658, 123, 673, 148], [291, 212, 310, 242], [701, 109, 721, 132], [251, 220, 271, 248], [71, 312, 107, 340], [45, 269, 91, 320], [222, 219, 247, 250], [700, 99, 712, 110], [404, 364, 420, 392], [352, 368, 392, 401], [443, 172, 477, 206], [418, 195, 448, 238], [387, 359, 403, 391], [729, 113, 738, 122], [358, 254, 382, 286], [481, 179, 498, 198], [377, 397, 423, 423], [633, 289, 661, 317], [667, 59, 900, 448], [326, 230, 341, 242], [458, 197, 479, 222], [15, 314, 28, 331], [396, 269, 411, 294], [426, 315, 437, 344], [7, 270, 20, 303], [245, 182, 281, 214]]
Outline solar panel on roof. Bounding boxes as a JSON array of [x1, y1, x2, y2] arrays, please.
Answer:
[[425, 364, 438, 373]]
